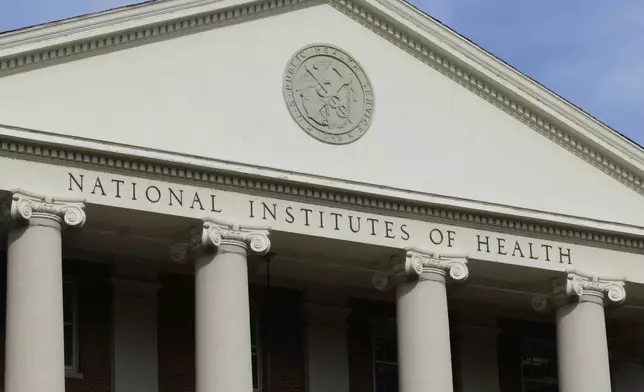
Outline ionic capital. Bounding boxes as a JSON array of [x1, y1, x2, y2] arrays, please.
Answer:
[[558, 269, 626, 305], [372, 248, 469, 290], [6, 189, 86, 227], [532, 269, 627, 312], [171, 217, 271, 262], [403, 248, 469, 281]]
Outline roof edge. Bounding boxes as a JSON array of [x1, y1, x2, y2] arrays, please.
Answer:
[[360, 0, 644, 166], [0, 0, 642, 197]]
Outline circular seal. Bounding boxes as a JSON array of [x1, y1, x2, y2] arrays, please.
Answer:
[[283, 44, 375, 144]]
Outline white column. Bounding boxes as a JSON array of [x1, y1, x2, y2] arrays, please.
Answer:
[[554, 270, 626, 392], [172, 218, 270, 392], [4, 190, 86, 392], [112, 278, 160, 392], [393, 249, 468, 392], [303, 303, 351, 392]]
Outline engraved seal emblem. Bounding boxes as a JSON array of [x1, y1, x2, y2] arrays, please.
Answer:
[[283, 44, 374, 144]]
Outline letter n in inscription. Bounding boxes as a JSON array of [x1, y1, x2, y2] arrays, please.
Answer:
[[68, 173, 84, 191]]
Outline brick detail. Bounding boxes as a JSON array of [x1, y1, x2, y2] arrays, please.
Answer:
[[65, 261, 112, 392], [158, 273, 195, 392]]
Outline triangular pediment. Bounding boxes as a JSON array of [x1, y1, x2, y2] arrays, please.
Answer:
[[0, 0, 642, 230]]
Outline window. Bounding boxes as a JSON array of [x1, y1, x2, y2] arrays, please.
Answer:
[[498, 321, 558, 392], [63, 279, 79, 372], [520, 337, 557, 392], [250, 307, 263, 392], [373, 336, 398, 392]]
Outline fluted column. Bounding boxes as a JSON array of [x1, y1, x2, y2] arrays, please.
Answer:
[[374, 248, 468, 392], [4, 190, 86, 392], [172, 218, 270, 392], [554, 270, 626, 392]]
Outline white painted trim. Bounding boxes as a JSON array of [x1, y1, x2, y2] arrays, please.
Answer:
[[0, 0, 629, 171], [329, 0, 644, 196], [0, 0, 318, 58], [0, 0, 640, 198], [0, 0, 641, 239], [1, 124, 643, 241], [0, 0, 309, 53], [372, 0, 644, 169]]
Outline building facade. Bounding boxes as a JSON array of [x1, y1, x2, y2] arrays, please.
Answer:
[[0, 0, 643, 391]]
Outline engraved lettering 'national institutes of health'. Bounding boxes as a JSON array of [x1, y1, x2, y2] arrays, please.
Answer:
[[283, 44, 375, 145]]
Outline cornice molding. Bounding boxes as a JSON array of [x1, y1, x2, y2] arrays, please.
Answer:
[[0, 128, 643, 254], [0, 0, 641, 204], [0, 0, 318, 73], [0, 0, 641, 252], [368, 0, 644, 165], [328, 0, 644, 196]]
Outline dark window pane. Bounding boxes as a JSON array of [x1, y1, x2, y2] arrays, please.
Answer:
[[64, 325, 73, 368], [374, 336, 398, 392], [63, 283, 73, 324], [521, 337, 557, 392], [374, 337, 397, 363], [250, 318, 257, 347], [524, 381, 558, 392], [252, 354, 258, 389], [375, 363, 398, 392]]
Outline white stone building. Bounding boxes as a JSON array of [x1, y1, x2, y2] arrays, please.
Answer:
[[0, 0, 643, 391]]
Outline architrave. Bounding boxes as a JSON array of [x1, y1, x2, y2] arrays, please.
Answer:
[[0, 125, 643, 254]]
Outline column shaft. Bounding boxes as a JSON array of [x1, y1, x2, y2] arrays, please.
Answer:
[[195, 243, 253, 392], [397, 273, 453, 392], [557, 295, 612, 392], [5, 218, 65, 392]]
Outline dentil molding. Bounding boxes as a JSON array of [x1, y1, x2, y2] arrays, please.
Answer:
[[6, 189, 86, 227], [328, 0, 644, 197], [0, 133, 643, 254], [171, 217, 271, 262], [0, 0, 641, 200]]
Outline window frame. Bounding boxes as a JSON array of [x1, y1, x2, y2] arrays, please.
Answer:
[[250, 303, 263, 392], [63, 276, 82, 378], [498, 320, 557, 392], [370, 317, 398, 392], [519, 336, 558, 392]]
